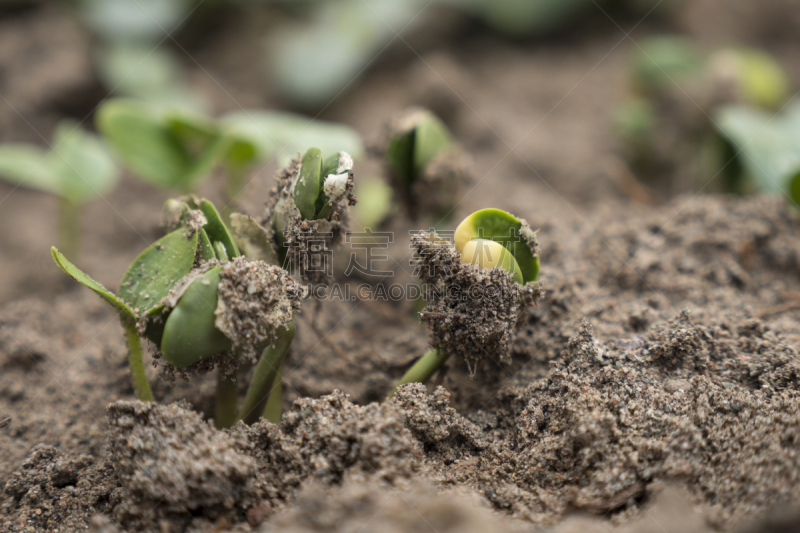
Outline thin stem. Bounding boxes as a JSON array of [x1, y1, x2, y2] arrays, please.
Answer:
[[58, 198, 81, 264], [122, 320, 154, 402], [238, 320, 296, 425], [262, 363, 283, 424], [215, 368, 239, 429], [389, 348, 448, 397]]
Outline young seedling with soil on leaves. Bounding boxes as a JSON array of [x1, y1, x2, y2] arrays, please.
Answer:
[[50, 148, 358, 427], [0, 120, 118, 263], [52, 197, 302, 428], [384, 107, 472, 222], [392, 208, 541, 393]]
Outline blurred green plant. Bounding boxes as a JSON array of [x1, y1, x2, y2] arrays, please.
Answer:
[[384, 107, 471, 221], [0, 120, 118, 262], [712, 103, 800, 206], [52, 196, 300, 428], [97, 98, 364, 203], [615, 35, 792, 198]]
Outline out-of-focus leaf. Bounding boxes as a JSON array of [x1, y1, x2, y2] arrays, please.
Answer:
[[51, 121, 119, 204], [80, 0, 191, 41], [221, 110, 364, 166], [97, 99, 193, 189], [413, 115, 451, 173], [0, 121, 118, 204], [264, 0, 421, 109], [352, 178, 394, 230], [711, 48, 790, 110], [633, 36, 705, 92], [0, 145, 62, 196], [715, 104, 800, 198]]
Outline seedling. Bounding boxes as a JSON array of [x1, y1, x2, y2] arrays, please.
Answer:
[[97, 98, 365, 207], [262, 147, 357, 284], [97, 98, 256, 200], [393, 208, 540, 393], [0, 120, 118, 262], [713, 103, 800, 206], [616, 36, 791, 195], [52, 197, 301, 428], [384, 107, 472, 221]]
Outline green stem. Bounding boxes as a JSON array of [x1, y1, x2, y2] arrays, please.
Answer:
[[390, 348, 448, 397], [238, 320, 296, 425], [215, 368, 239, 429], [122, 320, 154, 402], [58, 198, 81, 264], [262, 363, 283, 424]]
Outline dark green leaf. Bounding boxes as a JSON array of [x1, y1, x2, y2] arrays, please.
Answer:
[[160, 266, 231, 367], [197, 199, 240, 258], [386, 129, 415, 186], [118, 228, 199, 315], [51, 247, 136, 325], [293, 148, 323, 220], [198, 228, 216, 262]]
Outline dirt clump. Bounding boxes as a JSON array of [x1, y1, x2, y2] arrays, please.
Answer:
[[107, 400, 259, 530], [234, 390, 426, 497]]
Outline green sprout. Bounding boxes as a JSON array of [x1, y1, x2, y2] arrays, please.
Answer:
[[384, 108, 471, 221], [0, 120, 118, 262], [392, 208, 540, 393], [262, 147, 357, 284], [52, 197, 301, 428]]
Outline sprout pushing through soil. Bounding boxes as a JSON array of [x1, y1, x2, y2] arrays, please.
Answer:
[[52, 196, 301, 429], [262, 147, 357, 285], [384, 107, 472, 221], [392, 208, 541, 393]]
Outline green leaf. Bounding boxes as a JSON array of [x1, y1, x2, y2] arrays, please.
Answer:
[[118, 228, 199, 315], [715, 104, 800, 196], [413, 115, 452, 174], [160, 266, 231, 367], [197, 199, 240, 258], [386, 128, 415, 186], [229, 213, 277, 264], [220, 110, 364, 166], [294, 148, 323, 220], [165, 111, 224, 190], [633, 36, 705, 92], [454, 208, 539, 284], [352, 178, 394, 230], [51, 247, 136, 325], [96, 99, 193, 190], [51, 121, 119, 204], [197, 228, 216, 262], [0, 145, 62, 196]]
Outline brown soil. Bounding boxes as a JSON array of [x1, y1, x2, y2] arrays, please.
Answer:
[[3, 1, 800, 532]]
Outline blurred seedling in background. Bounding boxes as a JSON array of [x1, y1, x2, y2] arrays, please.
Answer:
[[712, 102, 800, 207], [615, 35, 791, 198], [262, 147, 357, 285], [392, 208, 540, 393], [0, 120, 118, 263], [52, 197, 301, 428], [384, 107, 472, 222], [97, 98, 363, 205]]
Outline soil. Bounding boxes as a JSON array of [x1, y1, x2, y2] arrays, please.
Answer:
[[3, 1, 800, 532]]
